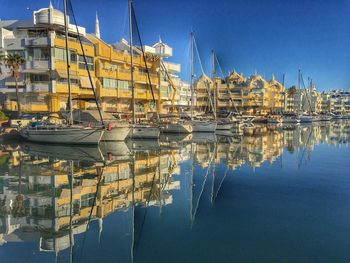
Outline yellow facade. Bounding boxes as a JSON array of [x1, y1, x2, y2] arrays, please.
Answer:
[[193, 71, 285, 116]]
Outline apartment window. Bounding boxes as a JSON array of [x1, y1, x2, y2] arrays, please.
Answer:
[[28, 29, 47, 38], [27, 48, 49, 61], [30, 74, 49, 83], [78, 55, 94, 70], [118, 80, 130, 90], [103, 78, 117, 89], [55, 48, 77, 63], [57, 78, 78, 85], [81, 193, 95, 208], [103, 63, 119, 71]]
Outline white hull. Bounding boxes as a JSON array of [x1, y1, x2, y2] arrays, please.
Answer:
[[102, 126, 130, 141], [319, 116, 333, 121], [267, 117, 283, 124], [129, 125, 160, 139], [23, 143, 104, 162], [99, 141, 130, 162], [216, 123, 233, 130], [282, 117, 300, 123], [20, 126, 104, 145], [192, 121, 217, 132], [300, 116, 317, 123], [161, 122, 193, 134]]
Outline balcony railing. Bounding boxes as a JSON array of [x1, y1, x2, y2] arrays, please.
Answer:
[[24, 37, 50, 46], [25, 60, 50, 71], [26, 82, 51, 93]]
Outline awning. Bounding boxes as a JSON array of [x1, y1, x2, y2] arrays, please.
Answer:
[[80, 76, 96, 88], [56, 69, 79, 79]]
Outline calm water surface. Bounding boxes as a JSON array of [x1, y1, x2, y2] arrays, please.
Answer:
[[0, 121, 350, 263]]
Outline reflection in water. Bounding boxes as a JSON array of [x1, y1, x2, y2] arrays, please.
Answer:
[[0, 121, 349, 262]]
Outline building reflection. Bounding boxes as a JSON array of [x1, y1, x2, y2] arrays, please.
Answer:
[[0, 121, 349, 259]]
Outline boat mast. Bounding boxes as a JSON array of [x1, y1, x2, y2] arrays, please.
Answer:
[[68, 0, 105, 126], [212, 49, 217, 119], [298, 69, 301, 113], [190, 32, 194, 120], [128, 0, 135, 124], [63, 0, 73, 125]]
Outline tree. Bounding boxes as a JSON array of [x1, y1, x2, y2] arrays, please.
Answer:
[[4, 53, 25, 116], [0, 51, 3, 75], [288, 86, 297, 97]]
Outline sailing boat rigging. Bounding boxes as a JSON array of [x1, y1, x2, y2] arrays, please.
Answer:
[[159, 57, 193, 134], [299, 70, 319, 123], [19, 0, 104, 144], [211, 49, 244, 131], [190, 32, 217, 133], [128, 0, 160, 139]]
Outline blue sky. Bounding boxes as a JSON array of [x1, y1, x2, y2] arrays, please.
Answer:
[[0, 0, 349, 90]]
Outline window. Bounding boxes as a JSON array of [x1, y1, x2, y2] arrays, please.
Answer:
[[57, 78, 78, 85], [118, 80, 129, 90], [78, 55, 94, 70], [55, 48, 65, 61], [54, 48, 77, 63], [27, 48, 49, 61], [30, 74, 49, 83], [81, 193, 95, 208], [28, 29, 47, 38], [103, 78, 117, 89]]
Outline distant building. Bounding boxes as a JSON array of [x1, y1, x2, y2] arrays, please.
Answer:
[[320, 90, 350, 114]]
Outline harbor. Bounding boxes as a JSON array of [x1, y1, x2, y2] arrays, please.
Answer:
[[1, 0, 350, 262], [0, 120, 350, 262]]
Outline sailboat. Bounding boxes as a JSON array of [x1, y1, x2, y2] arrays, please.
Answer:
[[211, 50, 244, 131], [127, 0, 160, 139], [189, 32, 217, 133], [158, 57, 193, 134], [298, 71, 319, 123], [73, 110, 130, 141], [20, 0, 104, 145]]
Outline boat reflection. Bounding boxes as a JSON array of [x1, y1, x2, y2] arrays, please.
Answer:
[[0, 121, 349, 262]]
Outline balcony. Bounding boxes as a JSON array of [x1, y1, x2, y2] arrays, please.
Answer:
[[24, 60, 50, 72], [162, 62, 181, 74], [218, 101, 231, 107], [56, 83, 80, 94], [118, 90, 132, 98], [26, 83, 51, 93], [136, 92, 147, 99], [24, 37, 50, 47], [135, 73, 158, 85]]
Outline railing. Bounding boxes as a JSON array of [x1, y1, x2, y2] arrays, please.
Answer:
[[25, 60, 50, 71], [26, 82, 51, 93], [24, 37, 50, 46]]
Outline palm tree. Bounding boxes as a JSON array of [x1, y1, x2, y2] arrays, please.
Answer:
[[0, 51, 3, 75], [288, 86, 297, 97], [4, 53, 25, 116]]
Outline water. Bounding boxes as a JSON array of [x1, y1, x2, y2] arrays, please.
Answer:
[[0, 121, 350, 263]]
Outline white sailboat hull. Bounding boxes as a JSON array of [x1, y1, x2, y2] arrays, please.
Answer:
[[102, 126, 130, 141], [282, 117, 300, 123], [267, 116, 283, 124], [192, 121, 217, 132], [20, 126, 104, 145], [23, 143, 104, 162], [129, 125, 160, 139], [161, 122, 193, 134], [216, 123, 233, 130], [319, 116, 333, 121]]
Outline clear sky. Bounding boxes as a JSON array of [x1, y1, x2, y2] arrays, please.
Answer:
[[0, 0, 349, 90]]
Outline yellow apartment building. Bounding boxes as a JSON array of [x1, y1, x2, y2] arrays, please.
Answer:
[[0, 3, 172, 116]]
